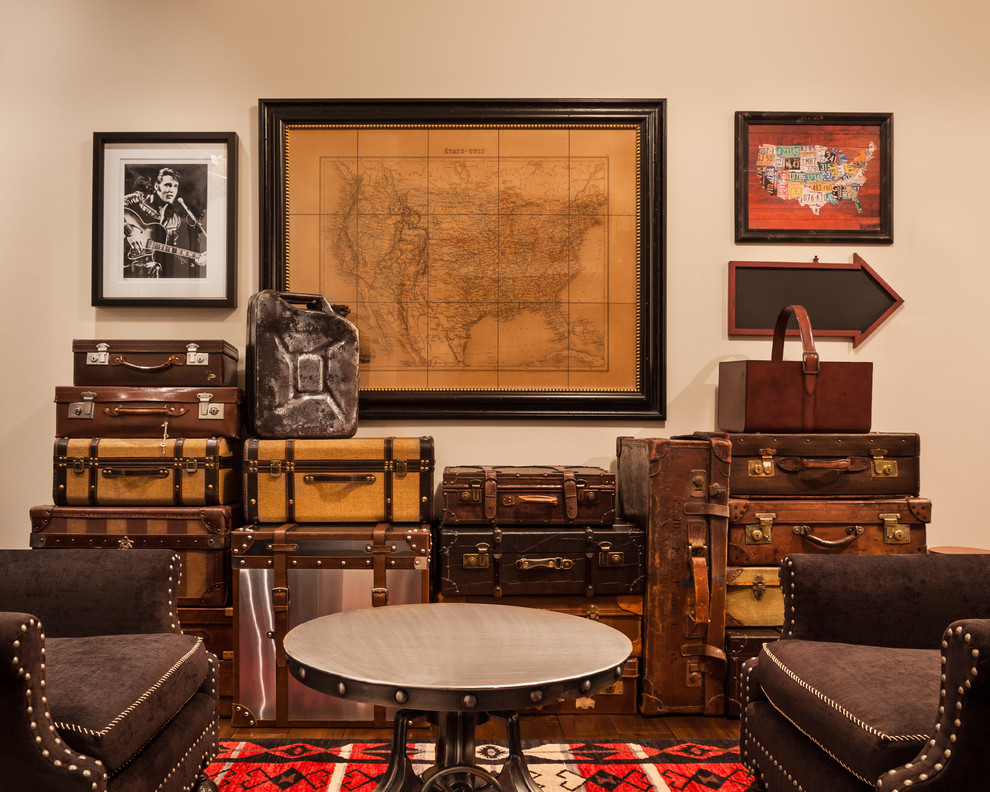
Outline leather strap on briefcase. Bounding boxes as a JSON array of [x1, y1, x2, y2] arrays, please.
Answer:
[[270, 523, 298, 724]]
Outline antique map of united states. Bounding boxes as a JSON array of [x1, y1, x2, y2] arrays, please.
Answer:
[[285, 127, 640, 394]]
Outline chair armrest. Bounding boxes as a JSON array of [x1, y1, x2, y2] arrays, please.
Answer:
[[0, 550, 181, 637], [0, 612, 108, 791], [880, 618, 990, 790], [781, 553, 990, 648]]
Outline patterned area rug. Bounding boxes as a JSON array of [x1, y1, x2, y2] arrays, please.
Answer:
[[208, 739, 758, 792]]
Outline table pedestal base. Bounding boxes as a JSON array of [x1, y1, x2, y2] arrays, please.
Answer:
[[375, 710, 541, 792]]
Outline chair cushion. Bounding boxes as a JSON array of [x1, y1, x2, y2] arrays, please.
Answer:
[[43, 633, 209, 774], [759, 639, 939, 783]]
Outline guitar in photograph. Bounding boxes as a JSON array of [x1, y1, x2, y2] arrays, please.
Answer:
[[123, 209, 206, 277]]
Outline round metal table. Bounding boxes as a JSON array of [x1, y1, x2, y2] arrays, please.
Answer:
[[283, 602, 633, 792]]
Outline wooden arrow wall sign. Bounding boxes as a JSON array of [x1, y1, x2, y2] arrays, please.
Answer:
[[729, 254, 902, 348]]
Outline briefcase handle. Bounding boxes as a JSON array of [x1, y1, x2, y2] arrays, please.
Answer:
[[277, 291, 351, 318], [770, 305, 820, 375]]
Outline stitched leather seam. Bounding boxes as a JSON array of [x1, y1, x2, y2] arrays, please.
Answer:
[[763, 644, 931, 743], [54, 638, 203, 737]]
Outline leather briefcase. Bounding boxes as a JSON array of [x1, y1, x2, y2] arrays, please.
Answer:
[[73, 339, 238, 387], [718, 305, 873, 432]]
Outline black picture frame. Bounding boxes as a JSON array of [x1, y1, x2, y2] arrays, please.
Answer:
[[92, 132, 237, 307], [259, 99, 665, 419], [735, 112, 893, 244]]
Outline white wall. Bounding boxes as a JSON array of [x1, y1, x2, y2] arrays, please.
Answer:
[[1, 0, 987, 549]]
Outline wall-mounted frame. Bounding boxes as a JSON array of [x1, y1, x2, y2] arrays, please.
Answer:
[[260, 99, 665, 419], [735, 112, 892, 244], [93, 132, 237, 307]]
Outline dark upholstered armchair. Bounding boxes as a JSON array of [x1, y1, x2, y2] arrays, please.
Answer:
[[0, 549, 218, 792], [741, 553, 990, 792]]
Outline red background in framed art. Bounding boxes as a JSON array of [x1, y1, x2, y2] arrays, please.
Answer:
[[745, 122, 884, 232]]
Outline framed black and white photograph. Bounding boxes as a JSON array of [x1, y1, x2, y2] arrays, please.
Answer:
[[92, 132, 237, 307]]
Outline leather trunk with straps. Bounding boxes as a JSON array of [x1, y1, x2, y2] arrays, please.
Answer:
[[441, 465, 615, 526], [54, 386, 244, 439], [616, 435, 730, 716], [436, 521, 645, 597], [243, 437, 435, 523], [53, 436, 239, 507], [725, 432, 920, 498], [230, 522, 430, 727], [29, 504, 238, 607], [727, 497, 931, 565], [72, 339, 239, 387]]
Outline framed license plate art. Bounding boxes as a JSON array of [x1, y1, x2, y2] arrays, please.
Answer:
[[735, 112, 892, 244], [92, 132, 237, 307], [259, 99, 665, 419]]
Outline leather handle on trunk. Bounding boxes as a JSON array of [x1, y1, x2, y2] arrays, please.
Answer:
[[109, 354, 184, 372], [770, 304, 819, 391]]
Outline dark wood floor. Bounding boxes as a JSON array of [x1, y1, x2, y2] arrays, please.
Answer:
[[219, 712, 741, 742]]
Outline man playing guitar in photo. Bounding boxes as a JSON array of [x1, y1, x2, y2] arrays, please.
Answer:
[[123, 167, 206, 278]]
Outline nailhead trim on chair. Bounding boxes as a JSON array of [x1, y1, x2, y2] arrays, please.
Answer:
[[13, 618, 108, 791], [155, 720, 216, 792], [762, 644, 931, 744], [876, 625, 981, 792], [168, 554, 181, 632], [54, 639, 204, 739]]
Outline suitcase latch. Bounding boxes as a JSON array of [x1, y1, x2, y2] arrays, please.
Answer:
[[87, 343, 110, 365], [598, 542, 624, 567], [749, 449, 776, 478], [751, 575, 766, 601], [197, 392, 224, 420], [459, 482, 483, 502], [463, 543, 490, 569], [118, 536, 134, 549], [68, 392, 96, 420], [881, 513, 910, 544], [871, 450, 898, 478], [185, 343, 208, 366], [746, 513, 775, 544]]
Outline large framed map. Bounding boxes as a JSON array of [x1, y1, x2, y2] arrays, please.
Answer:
[[259, 99, 665, 419], [735, 112, 893, 244]]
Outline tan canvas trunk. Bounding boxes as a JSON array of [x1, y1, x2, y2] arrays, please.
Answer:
[[53, 437, 239, 506], [243, 436, 434, 523], [725, 566, 784, 628]]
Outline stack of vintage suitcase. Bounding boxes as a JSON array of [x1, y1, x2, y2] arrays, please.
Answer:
[[34, 338, 244, 716], [435, 465, 647, 715], [720, 432, 929, 715], [230, 290, 435, 728]]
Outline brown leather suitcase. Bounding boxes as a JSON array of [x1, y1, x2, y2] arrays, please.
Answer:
[[435, 593, 643, 657], [29, 504, 238, 607], [441, 465, 615, 525], [728, 497, 931, 566], [725, 628, 781, 718], [54, 386, 244, 439], [725, 432, 920, 498], [231, 522, 430, 727], [53, 437, 239, 507], [73, 339, 238, 387], [616, 435, 730, 716], [246, 290, 359, 439], [243, 436, 435, 523], [725, 566, 784, 628], [177, 606, 234, 716], [437, 521, 644, 597]]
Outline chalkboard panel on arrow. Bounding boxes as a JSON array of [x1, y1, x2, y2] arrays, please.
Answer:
[[728, 255, 903, 348]]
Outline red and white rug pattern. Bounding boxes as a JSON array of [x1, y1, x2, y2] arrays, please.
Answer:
[[208, 739, 758, 792]]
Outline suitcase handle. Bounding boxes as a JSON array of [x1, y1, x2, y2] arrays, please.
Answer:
[[109, 353, 185, 372], [303, 473, 376, 484], [776, 456, 871, 474], [104, 405, 189, 417], [793, 524, 865, 548], [514, 557, 575, 571], [517, 495, 559, 505], [101, 467, 171, 478]]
